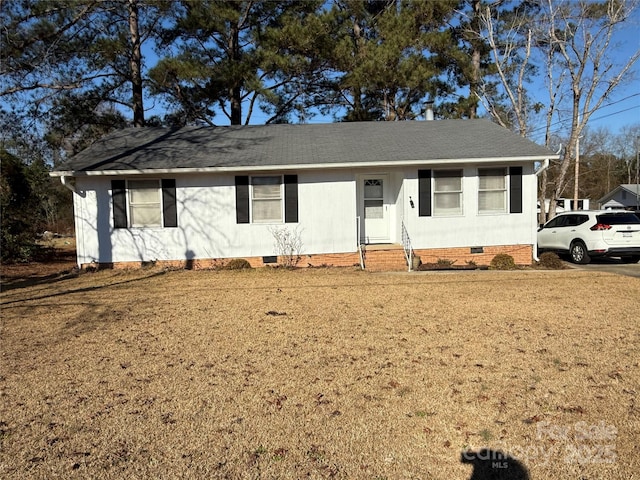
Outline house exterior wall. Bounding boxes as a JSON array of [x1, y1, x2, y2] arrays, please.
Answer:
[[399, 164, 538, 250], [72, 171, 358, 266], [71, 162, 538, 268]]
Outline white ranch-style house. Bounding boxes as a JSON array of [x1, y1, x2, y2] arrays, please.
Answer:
[[52, 120, 558, 271]]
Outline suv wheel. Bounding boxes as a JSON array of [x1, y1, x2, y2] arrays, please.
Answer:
[[570, 241, 591, 264]]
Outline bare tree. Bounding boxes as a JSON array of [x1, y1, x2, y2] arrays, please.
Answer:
[[477, 0, 639, 222], [478, 2, 539, 136], [541, 0, 640, 218]]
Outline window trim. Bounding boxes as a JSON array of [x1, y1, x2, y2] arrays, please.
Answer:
[[432, 169, 463, 216], [250, 175, 284, 224], [236, 174, 298, 225], [111, 178, 177, 229], [128, 179, 163, 228], [478, 167, 507, 214]]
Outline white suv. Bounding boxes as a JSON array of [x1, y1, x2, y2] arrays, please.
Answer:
[[537, 210, 640, 264]]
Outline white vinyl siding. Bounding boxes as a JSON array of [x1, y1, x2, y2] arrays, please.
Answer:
[[433, 169, 463, 216], [251, 176, 283, 223], [478, 168, 507, 213], [128, 180, 161, 227]]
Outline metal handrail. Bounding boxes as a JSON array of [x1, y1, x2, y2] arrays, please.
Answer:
[[401, 220, 414, 272], [356, 216, 365, 269]]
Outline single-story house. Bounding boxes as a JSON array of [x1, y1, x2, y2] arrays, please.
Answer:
[[51, 120, 558, 271], [596, 184, 640, 210]]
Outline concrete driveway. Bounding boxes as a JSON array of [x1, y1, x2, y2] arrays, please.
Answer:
[[566, 257, 640, 278]]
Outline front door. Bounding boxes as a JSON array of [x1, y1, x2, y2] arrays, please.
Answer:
[[360, 175, 390, 243]]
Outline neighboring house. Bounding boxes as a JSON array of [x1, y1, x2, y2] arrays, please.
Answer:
[[596, 184, 640, 210], [51, 120, 557, 271]]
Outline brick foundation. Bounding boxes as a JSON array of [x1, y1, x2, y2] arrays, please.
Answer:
[[82, 244, 532, 272], [413, 244, 533, 268]]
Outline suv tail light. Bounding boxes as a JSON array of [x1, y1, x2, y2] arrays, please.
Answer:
[[590, 223, 612, 231]]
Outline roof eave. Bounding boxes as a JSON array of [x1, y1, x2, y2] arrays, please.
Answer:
[[50, 155, 556, 177]]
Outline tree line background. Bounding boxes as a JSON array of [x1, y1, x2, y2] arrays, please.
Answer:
[[1, 0, 639, 262]]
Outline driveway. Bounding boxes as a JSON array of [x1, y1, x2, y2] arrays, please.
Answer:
[[566, 257, 640, 278]]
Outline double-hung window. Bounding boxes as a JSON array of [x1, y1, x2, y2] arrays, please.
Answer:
[[235, 174, 298, 224], [433, 169, 463, 216], [251, 176, 283, 223], [478, 168, 507, 214], [128, 180, 162, 227], [418, 166, 522, 217], [112, 179, 177, 228]]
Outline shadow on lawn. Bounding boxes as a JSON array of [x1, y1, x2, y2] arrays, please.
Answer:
[[0, 270, 167, 306], [461, 449, 530, 480], [1, 269, 80, 292]]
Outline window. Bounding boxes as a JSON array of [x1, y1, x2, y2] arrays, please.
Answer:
[[129, 180, 162, 227], [564, 214, 589, 227], [364, 179, 384, 219], [251, 176, 283, 223], [433, 169, 463, 216], [597, 213, 640, 225], [478, 168, 507, 213], [235, 175, 298, 224], [419, 167, 522, 217], [112, 179, 177, 228], [542, 216, 563, 228]]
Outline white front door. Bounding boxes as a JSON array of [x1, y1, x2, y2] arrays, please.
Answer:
[[360, 175, 390, 243]]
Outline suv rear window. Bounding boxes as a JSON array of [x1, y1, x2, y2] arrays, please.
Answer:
[[596, 213, 640, 225]]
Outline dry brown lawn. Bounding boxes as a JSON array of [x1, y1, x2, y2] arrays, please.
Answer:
[[1, 264, 639, 479]]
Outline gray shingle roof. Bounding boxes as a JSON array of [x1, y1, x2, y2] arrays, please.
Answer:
[[596, 184, 640, 204], [53, 120, 556, 175]]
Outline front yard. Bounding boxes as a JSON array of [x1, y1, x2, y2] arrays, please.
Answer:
[[1, 266, 638, 479]]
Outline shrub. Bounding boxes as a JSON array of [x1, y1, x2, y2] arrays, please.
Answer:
[[436, 258, 455, 266], [537, 252, 564, 269], [269, 225, 303, 268], [1, 232, 39, 263], [224, 258, 253, 270], [489, 253, 516, 270]]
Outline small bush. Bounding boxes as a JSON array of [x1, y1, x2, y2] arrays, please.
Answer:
[[436, 258, 455, 266], [224, 258, 253, 270], [1, 233, 40, 263], [269, 226, 303, 268], [537, 252, 564, 269], [489, 253, 516, 270]]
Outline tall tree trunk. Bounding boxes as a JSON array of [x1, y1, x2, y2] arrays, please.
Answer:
[[468, 0, 481, 119], [229, 23, 242, 125], [128, 0, 144, 127], [538, 168, 548, 225]]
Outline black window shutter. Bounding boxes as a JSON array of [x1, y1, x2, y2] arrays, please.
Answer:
[[162, 179, 178, 227], [235, 176, 250, 224], [509, 166, 523, 213], [112, 179, 128, 228], [284, 174, 298, 223], [418, 169, 432, 217]]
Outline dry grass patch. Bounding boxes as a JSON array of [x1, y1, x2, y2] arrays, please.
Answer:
[[1, 267, 639, 479]]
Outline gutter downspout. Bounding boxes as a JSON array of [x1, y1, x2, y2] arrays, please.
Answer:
[[60, 175, 78, 194], [532, 145, 561, 262], [57, 174, 84, 268], [58, 175, 85, 198]]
